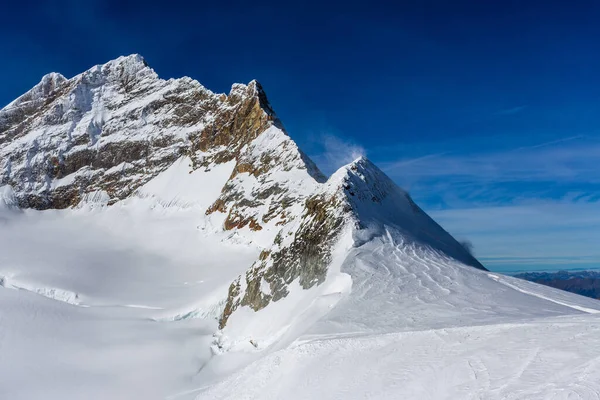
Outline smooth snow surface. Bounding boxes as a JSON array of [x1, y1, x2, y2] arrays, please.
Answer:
[[137, 157, 236, 209], [0, 200, 258, 400]]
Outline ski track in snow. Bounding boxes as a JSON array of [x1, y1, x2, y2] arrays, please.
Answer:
[[198, 316, 600, 400], [488, 273, 600, 314]]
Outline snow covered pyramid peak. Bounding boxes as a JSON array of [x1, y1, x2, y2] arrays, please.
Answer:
[[334, 156, 484, 269], [217, 155, 484, 345], [331, 155, 397, 205]]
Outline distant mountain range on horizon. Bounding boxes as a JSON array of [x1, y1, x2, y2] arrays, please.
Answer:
[[515, 270, 600, 300]]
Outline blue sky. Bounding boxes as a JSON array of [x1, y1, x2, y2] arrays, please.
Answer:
[[2, 0, 599, 272]]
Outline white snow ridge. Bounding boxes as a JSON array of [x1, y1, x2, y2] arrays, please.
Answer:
[[1, 55, 599, 400]]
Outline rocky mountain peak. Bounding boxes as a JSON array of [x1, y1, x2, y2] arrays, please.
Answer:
[[75, 53, 158, 92], [228, 79, 262, 99], [0, 55, 311, 210], [335, 156, 395, 200], [106, 53, 148, 68], [0, 72, 69, 134], [6, 72, 68, 108], [96, 53, 152, 77], [226, 79, 279, 127]]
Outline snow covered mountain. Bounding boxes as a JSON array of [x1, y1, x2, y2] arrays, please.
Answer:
[[1, 55, 600, 400]]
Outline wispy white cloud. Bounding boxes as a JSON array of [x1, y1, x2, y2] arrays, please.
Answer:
[[381, 136, 600, 184], [512, 135, 584, 151], [384, 152, 447, 168], [494, 105, 527, 116]]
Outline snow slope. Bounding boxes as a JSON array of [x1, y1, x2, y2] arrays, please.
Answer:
[[201, 314, 600, 400], [0, 199, 255, 400], [197, 229, 600, 400]]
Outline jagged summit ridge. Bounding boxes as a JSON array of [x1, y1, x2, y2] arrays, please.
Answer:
[[0, 54, 320, 213]]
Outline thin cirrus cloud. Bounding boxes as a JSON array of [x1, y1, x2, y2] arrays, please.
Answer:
[[381, 136, 600, 184], [494, 105, 528, 116], [511, 134, 584, 151]]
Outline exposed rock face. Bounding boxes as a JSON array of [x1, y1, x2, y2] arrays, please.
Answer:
[[0, 54, 321, 216], [204, 124, 325, 232], [219, 189, 349, 328], [1, 55, 485, 334]]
